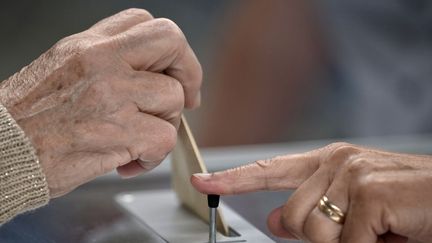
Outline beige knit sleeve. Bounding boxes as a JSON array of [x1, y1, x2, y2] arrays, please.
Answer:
[[0, 104, 49, 224]]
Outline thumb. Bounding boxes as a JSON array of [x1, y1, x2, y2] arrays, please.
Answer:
[[267, 206, 298, 239], [190, 153, 319, 195]]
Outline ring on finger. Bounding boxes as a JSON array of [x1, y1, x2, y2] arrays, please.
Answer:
[[317, 195, 345, 224]]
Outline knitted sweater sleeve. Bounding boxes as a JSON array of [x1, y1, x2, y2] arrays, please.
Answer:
[[0, 104, 49, 224]]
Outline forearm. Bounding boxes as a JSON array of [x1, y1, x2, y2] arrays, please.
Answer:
[[0, 103, 49, 224]]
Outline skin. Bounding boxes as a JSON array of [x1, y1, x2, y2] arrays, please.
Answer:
[[0, 8, 202, 198], [191, 142, 432, 243]]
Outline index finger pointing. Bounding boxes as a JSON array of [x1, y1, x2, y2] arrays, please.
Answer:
[[190, 152, 320, 195]]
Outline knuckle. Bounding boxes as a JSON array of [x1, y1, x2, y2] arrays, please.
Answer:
[[324, 142, 360, 165], [57, 35, 91, 53], [327, 142, 353, 149], [343, 157, 372, 176], [163, 78, 185, 116], [154, 18, 186, 43], [52, 37, 85, 61], [54, 36, 108, 71], [121, 8, 153, 20], [328, 142, 357, 156], [156, 122, 177, 153]]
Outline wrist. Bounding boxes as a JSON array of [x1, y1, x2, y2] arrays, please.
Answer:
[[0, 103, 50, 224]]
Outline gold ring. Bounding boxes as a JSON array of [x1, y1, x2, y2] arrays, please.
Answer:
[[317, 195, 345, 224]]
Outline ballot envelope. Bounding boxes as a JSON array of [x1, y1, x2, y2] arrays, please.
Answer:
[[115, 117, 274, 243]]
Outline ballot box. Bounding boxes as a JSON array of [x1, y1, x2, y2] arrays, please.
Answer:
[[115, 190, 274, 242], [1, 134, 431, 243]]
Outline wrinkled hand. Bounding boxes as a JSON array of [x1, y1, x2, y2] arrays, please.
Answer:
[[192, 143, 432, 243], [0, 8, 202, 197]]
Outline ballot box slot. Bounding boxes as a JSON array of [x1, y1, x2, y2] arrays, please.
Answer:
[[227, 227, 241, 237], [181, 204, 241, 238]]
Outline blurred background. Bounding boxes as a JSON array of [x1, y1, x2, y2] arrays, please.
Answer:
[[1, 1, 432, 243], [1, 0, 432, 147]]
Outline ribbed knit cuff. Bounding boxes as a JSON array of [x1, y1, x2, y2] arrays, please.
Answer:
[[0, 104, 49, 224]]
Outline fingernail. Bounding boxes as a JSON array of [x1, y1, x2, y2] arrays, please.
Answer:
[[193, 173, 212, 181], [189, 92, 201, 109]]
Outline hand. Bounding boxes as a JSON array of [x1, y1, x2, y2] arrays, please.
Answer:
[[0, 8, 202, 197], [191, 143, 432, 243]]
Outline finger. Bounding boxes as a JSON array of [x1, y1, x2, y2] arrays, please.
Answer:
[[302, 166, 351, 242], [267, 206, 298, 239], [113, 18, 202, 108], [90, 8, 153, 36], [165, 44, 202, 109], [341, 170, 425, 243], [272, 168, 332, 240], [340, 171, 388, 243], [303, 204, 343, 243], [73, 113, 175, 182], [101, 111, 177, 168], [340, 203, 377, 243], [116, 71, 184, 125], [190, 152, 320, 195], [126, 112, 177, 165]]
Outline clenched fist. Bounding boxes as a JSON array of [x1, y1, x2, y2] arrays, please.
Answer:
[[0, 8, 202, 197]]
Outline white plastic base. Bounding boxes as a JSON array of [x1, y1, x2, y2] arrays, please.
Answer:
[[115, 190, 274, 243]]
